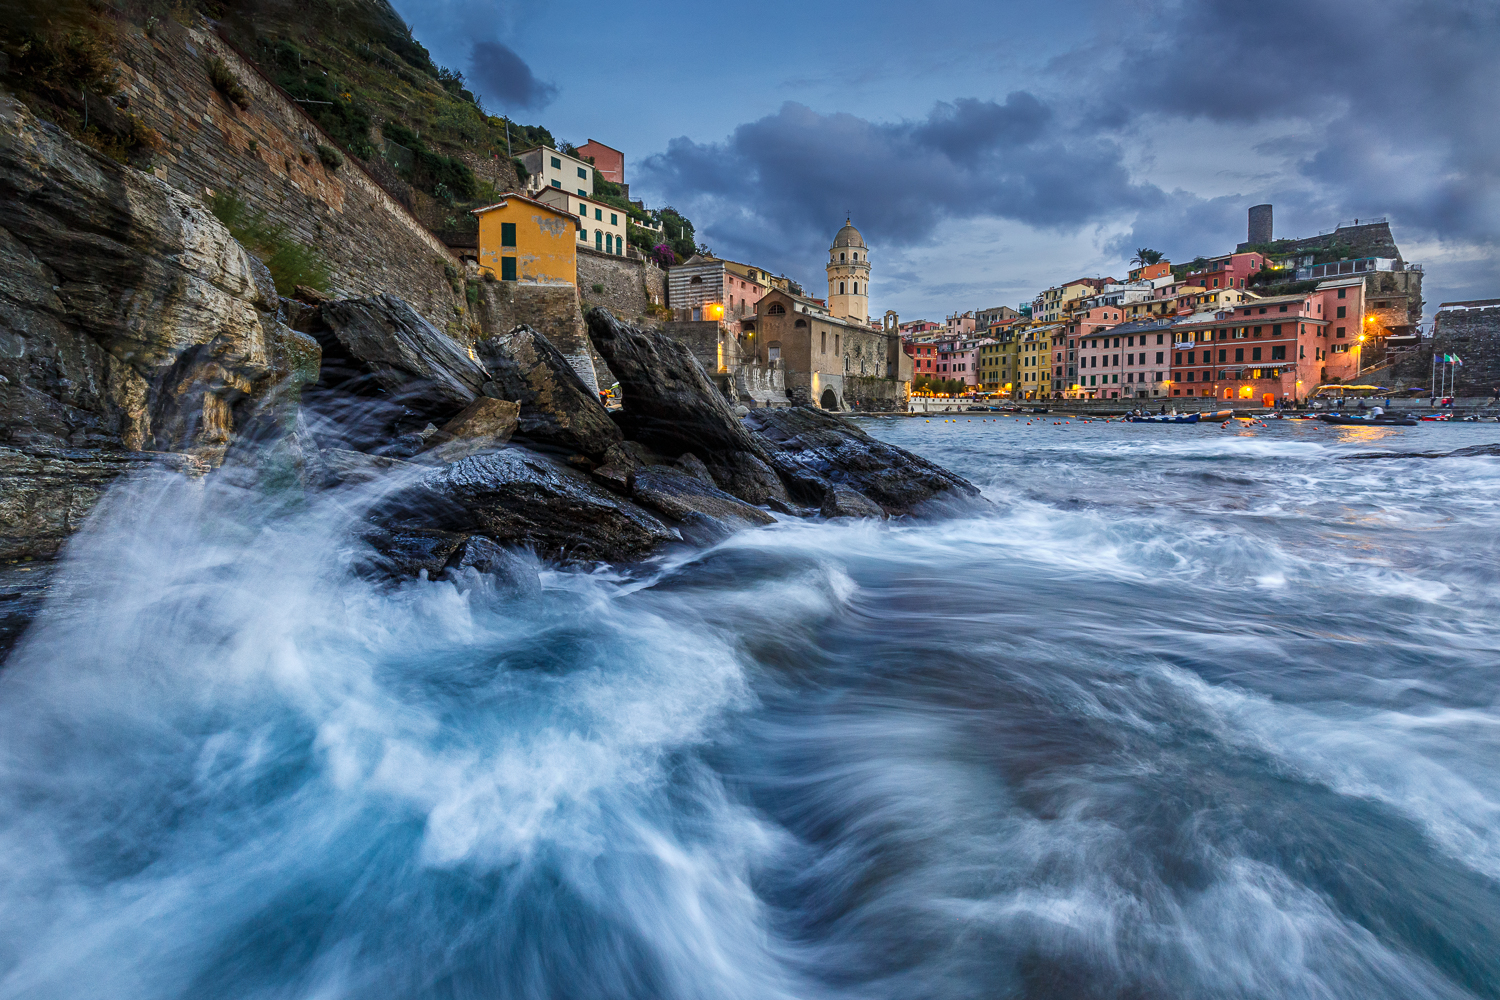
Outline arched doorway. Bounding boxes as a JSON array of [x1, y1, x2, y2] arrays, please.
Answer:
[[820, 388, 839, 410]]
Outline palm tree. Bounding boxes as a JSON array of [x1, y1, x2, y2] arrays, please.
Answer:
[[1131, 248, 1164, 267]]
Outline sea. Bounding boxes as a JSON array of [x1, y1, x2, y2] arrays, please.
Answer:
[[1, 414, 1499, 999]]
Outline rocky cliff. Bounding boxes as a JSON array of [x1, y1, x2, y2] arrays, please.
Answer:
[[0, 85, 981, 656]]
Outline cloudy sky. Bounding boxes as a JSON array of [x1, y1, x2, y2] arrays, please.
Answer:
[[393, 0, 1498, 324]]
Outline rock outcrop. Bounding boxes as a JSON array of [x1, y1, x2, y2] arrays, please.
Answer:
[[473, 325, 621, 461], [372, 450, 677, 563], [585, 308, 795, 505], [0, 81, 987, 639], [745, 406, 981, 516], [298, 294, 488, 451]]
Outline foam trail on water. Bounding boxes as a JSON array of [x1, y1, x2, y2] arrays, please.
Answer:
[[1, 416, 1499, 999]]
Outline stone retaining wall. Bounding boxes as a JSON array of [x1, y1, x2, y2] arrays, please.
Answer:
[[113, 18, 465, 329], [577, 247, 665, 323]]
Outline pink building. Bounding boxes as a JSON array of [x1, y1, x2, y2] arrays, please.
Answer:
[[1185, 252, 1266, 291], [931, 339, 980, 386]]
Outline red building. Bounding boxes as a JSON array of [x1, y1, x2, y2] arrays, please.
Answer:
[[576, 140, 624, 185], [1184, 252, 1266, 291], [1167, 291, 1355, 402]]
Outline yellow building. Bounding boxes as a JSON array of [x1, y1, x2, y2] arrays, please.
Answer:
[[978, 327, 1022, 392], [534, 186, 628, 257], [471, 194, 581, 285]]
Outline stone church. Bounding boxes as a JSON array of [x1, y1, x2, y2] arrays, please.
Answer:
[[739, 220, 912, 410]]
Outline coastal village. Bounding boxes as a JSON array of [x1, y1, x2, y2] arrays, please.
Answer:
[[468, 141, 1493, 413]]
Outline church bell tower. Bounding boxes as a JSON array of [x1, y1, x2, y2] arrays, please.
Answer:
[[827, 218, 870, 322]]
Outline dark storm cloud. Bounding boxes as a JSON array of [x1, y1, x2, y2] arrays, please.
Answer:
[[639, 93, 1165, 262], [468, 40, 556, 110], [1099, 0, 1500, 251]]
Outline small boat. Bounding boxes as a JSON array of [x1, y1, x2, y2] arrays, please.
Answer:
[[1317, 414, 1418, 426], [1127, 408, 1235, 424]]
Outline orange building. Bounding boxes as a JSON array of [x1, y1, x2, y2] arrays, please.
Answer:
[[470, 194, 581, 285]]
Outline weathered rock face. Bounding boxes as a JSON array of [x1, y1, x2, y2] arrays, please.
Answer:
[[0, 447, 209, 561], [744, 406, 982, 516], [0, 92, 279, 462], [474, 325, 621, 461], [300, 294, 488, 451], [585, 308, 793, 504], [629, 465, 777, 545], [373, 450, 678, 563]]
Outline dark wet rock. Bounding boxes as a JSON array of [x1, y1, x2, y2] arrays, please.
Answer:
[[410, 398, 521, 465], [0, 561, 54, 663], [744, 405, 981, 516], [473, 325, 620, 461], [585, 309, 792, 504], [301, 294, 489, 450], [443, 536, 543, 600], [675, 452, 714, 484], [630, 465, 776, 544], [362, 527, 469, 579], [375, 449, 677, 564], [821, 485, 887, 520]]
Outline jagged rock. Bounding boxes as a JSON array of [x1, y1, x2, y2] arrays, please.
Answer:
[[302, 294, 489, 450], [630, 465, 777, 544], [375, 449, 678, 563], [675, 452, 715, 484], [0, 93, 275, 461], [473, 324, 621, 461], [585, 309, 793, 504], [362, 528, 469, 579], [821, 485, 886, 520], [444, 536, 543, 600], [441, 397, 519, 442], [744, 406, 981, 516]]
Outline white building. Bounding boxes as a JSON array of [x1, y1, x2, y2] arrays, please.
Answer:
[[517, 145, 595, 199]]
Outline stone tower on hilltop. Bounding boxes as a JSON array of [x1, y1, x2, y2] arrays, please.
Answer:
[[827, 219, 870, 322]]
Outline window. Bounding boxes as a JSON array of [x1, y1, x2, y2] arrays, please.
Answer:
[[853, 253, 858, 260], [578, 189, 587, 198], [551, 180, 562, 188], [1186, 371, 1195, 382], [1336, 306, 1346, 318], [1235, 348, 1244, 362], [596, 230, 603, 251], [1157, 334, 1165, 345], [578, 200, 588, 213], [766, 302, 785, 314], [839, 282, 846, 294], [611, 213, 618, 226], [690, 275, 703, 284], [1252, 347, 1262, 361], [500, 256, 517, 281], [821, 331, 826, 352], [1337, 287, 1346, 299], [551, 156, 562, 169], [794, 318, 807, 328], [840, 252, 846, 261], [595, 208, 603, 221], [1279, 305, 1288, 312], [1336, 326, 1346, 338], [577, 166, 588, 179], [500, 222, 516, 248], [1271, 345, 1286, 360], [1156, 351, 1164, 364], [1218, 349, 1226, 363], [853, 283, 859, 294], [1272, 324, 1281, 336]]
